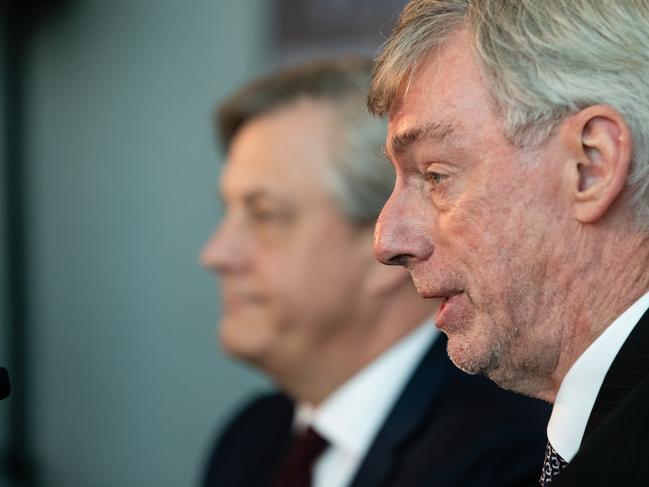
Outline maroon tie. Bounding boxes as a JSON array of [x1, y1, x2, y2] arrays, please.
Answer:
[[272, 426, 328, 487]]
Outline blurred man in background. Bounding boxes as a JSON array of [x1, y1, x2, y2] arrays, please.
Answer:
[[200, 57, 549, 487]]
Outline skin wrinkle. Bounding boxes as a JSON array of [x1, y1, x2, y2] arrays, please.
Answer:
[[389, 121, 457, 156], [369, 2, 649, 408], [456, 150, 565, 396], [373, 29, 647, 401]]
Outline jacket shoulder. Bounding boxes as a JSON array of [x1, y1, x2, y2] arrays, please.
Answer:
[[201, 391, 294, 487]]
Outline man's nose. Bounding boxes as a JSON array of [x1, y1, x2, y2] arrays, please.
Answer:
[[373, 186, 434, 266], [200, 230, 222, 272], [200, 218, 248, 274]]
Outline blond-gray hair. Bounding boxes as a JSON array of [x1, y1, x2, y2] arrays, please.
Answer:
[[218, 57, 391, 226], [368, 0, 649, 228]]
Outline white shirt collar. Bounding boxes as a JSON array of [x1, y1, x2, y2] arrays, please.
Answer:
[[296, 320, 439, 460], [548, 290, 649, 462]]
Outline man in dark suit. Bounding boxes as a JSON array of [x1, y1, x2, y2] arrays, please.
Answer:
[[368, 1, 649, 485], [200, 57, 549, 487]]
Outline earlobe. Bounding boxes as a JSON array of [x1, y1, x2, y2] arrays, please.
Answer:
[[566, 105, 632, 223]]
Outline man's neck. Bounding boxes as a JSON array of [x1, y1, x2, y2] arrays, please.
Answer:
[[547, 231, 649, 401], [276, 298, 437, 405]]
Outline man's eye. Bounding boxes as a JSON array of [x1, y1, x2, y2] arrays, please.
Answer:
[[250, 209, 281, 223], [425, 172, 448, 189], [248, 205, 295, 225]]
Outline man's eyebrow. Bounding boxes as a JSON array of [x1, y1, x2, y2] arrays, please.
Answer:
[[387, 121, 456, 157], [219, 187, 293, 209], [242, 190, 292, 209]]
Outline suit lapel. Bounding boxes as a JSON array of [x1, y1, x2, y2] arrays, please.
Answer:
[[255, 394, 296, 485], [583, 306, 649, 439], [349, 334, 451, 487]]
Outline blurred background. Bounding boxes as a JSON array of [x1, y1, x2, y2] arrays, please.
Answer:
[[0, 1, 407, 485]]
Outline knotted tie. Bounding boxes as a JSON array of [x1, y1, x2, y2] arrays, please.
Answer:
[[272, 426, 328, 487], [539, 441, 568, 485]]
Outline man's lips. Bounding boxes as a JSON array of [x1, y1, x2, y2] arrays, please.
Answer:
[[424, 291, 465, 331], [221, 292, 266, 310], [419, 289, 463, 301]]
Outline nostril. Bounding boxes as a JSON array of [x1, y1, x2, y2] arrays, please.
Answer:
[[386, 254, 412, 266]]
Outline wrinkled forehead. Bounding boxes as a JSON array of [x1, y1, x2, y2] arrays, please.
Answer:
[[385, 31, 493, 152], [388, 29, 481, 113]]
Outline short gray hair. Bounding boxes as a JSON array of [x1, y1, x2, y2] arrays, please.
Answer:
[[368, 0, 649, 228], [218, 57, 392, 226]]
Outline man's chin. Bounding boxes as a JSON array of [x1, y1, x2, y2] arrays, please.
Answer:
[[219, 336, 269, 369], [445, 349, 482, 376], [445, 334, 499, 377], [447, 339, 542, 396], [218, 319, 265, 360]]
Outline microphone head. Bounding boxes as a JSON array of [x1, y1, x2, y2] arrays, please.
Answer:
[[0, 368, 10, 400]]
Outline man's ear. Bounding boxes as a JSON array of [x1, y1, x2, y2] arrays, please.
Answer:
[[562, 105, 632, 223]]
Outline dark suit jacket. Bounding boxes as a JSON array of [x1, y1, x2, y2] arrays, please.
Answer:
[[202, 334, 550, 487], [556, 308, 649, 486]]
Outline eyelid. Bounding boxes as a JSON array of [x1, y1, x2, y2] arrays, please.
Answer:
[[249, 207, 281, 219], [422, 161, 452, 190], [425, 171, 448, 187], [247, 198, 283, 214], [248, 205, 295, 224]]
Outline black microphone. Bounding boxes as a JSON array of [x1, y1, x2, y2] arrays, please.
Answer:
[[0, 368, 10, 400]]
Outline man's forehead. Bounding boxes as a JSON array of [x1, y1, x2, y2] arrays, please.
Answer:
[[386, 86, 459, 157], [386, 29, 473, 111], [388, 120, 457, 155], [384, 36, 499, 160], [218, 149, 334, 212], [219, 158, 291, 201]]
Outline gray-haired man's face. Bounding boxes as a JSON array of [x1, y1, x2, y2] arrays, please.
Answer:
[[374, 30, 572, 396], [201, 98, 375, 379]]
